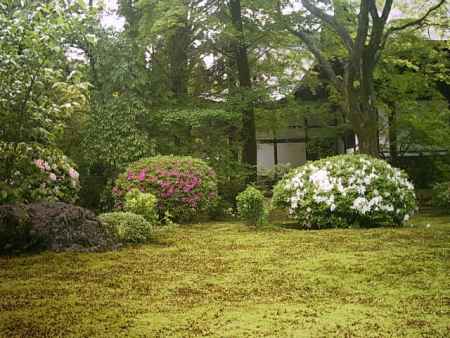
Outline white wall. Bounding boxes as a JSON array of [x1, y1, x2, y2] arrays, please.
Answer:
[[277, 142, 306, 167], [257, 141, 306, 174], [257, 143, 275, 173]]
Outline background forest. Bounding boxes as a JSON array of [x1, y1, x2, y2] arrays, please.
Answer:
[[1, 0, 449, 211]]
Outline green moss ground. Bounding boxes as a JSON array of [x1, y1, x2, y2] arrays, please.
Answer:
[[1, 214, 449, 337]]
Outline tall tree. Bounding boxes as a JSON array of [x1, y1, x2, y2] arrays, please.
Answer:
[[229, 0, 257, 180], [276, 0, 447, 156]]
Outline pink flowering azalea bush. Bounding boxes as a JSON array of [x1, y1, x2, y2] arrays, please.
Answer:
[[0, 142, 80, 204], [273, 154, 417, 228], [113, 155, 218, 222]]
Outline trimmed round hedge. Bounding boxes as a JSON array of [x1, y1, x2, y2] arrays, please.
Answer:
[[98, 212, 153, 244], [273, 154, 416, 228], [113, 155, 218, 222], [0, 142, 80, 204]]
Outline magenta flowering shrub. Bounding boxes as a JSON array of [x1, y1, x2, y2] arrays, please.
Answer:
[[0, 142, 80, 204], [113, 156, 218, 222]]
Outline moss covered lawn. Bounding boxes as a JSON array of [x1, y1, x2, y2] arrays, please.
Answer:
[[1, 214, 449, 337]]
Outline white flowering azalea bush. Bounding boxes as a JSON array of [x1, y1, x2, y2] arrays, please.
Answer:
[[272, 155, 416, 228], [0, 142, 80, 204]]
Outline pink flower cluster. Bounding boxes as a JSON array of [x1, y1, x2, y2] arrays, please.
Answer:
[[114, 156, 218, 221], [68, 168, 79, 180], [34, 159, 50, 171], [34, 159, 57, 182], [182, 192, 203, 208], [125, 167, 206, 205], [33, 158, 79, 184]]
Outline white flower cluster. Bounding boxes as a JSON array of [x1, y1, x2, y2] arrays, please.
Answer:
[[274, 155, 417, 227]]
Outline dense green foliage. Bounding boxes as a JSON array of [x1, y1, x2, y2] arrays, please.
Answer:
[[0, 142, 80, 204], [0, 1, 88, 145], [113, 156, 218, 222], [98, 212, 153, 244], [432, 182, 450, 212], [0, 204, 37, 253], [236, 186, 267, 226], [0, 0, 448, 211], [0, 1, 89, 206], [273, 155, 417, 228], [124, 189, 159, 224], [377, 32, 450, 160]]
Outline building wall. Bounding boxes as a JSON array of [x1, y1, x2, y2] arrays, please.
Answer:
[[256, 127, 307, 174]]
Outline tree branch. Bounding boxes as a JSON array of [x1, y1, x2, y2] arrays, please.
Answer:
[[287, 27, 339, 87], [353, 0, 370, 61], [381, 0, 394, 21], [383, 0, 446, 41], [368, 0, 380, 21], [368, 0, 393, 63], [301, 0, 354, 52], [274, 1, 339, 87]]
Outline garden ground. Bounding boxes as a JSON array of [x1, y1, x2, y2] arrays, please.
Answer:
[[0, 214, 449, 337]]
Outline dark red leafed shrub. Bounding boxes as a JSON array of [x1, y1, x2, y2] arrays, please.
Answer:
[[0, 203, 119, 253]]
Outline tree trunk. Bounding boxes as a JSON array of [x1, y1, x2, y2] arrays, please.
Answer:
[[357, 122, 379, 156], [168, 26, 190, 100], [345, 53, 379, 157], [229, 0, 257, 182]]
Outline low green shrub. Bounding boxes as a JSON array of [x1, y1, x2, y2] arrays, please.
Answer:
[[273, 154, 417, 228], [236, 186, 268, 226], [113, 155, 218, 223], [432, 182, 450, 212], [124, 189, 159, 224], [98, 212, 153, 244]]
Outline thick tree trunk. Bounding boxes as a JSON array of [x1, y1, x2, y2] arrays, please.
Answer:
[[357, 122, 379, 156], [345, 54, 379, 157], [349, 101, 379, 157], [229, 0, 257, 182]]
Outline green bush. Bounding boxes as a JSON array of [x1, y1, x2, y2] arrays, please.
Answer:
[[236, 186, 268, 226], [124, 189, 159, 224], [98, 212, 153, 244], [113, 155, 218, 223], [273, 154, 417, 228], [0, 142, 80, 204], [432, 182, 450, 212]]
